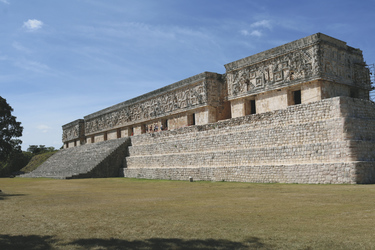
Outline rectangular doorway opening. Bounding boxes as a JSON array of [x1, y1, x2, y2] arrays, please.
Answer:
[[250, 99, 256, 114], [293, 90, 301, 105]]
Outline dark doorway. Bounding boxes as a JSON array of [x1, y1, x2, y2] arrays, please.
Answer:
[[293, 90, 301, 105], [250, 100, 256, 114]]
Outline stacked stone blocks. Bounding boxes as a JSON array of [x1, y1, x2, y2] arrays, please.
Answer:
[[123, 97, 375, 184]]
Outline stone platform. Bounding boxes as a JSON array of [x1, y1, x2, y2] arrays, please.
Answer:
[[122, 96, 375, 184]]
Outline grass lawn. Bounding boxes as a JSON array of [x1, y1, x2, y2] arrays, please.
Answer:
[[0, 178, 374, 249]]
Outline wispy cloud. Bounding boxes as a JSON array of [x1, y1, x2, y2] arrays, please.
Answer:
[[14, 59, 49, 73], [0, 0, 10, 4], [12, 42, 32, 54], [241, 30, 263, 37], [250, 30, 263, 37], [73, 21, 219, 69], [23, 19, 43, 31], [251, 20, 272, 29], [240, 19, 272, 37], [78, 21, 209, 44], [37, 124, 51, 133]]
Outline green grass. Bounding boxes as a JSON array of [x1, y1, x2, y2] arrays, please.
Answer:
[[20, 151, 56, 173], [0, 178, 375, 249]]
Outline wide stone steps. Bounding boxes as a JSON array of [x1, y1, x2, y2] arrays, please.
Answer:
[[20, 137, 130, 179]]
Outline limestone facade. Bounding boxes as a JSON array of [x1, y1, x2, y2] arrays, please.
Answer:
[[63, 72, 228, 148], [122, 97, 375, 184], [62, 33, 372, 153]]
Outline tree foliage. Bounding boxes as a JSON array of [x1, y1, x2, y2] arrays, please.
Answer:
[[0, 151, 33, 177], [0, 96, 23, 161], [27, 145, 56, 155]]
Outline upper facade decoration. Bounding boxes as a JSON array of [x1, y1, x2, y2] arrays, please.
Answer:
[[224, 33, 370, 100], [62, 33, 371, 145], [84, 72, 224, 136]]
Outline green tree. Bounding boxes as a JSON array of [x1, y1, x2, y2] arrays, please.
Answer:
[[0, 150, 33, 176], [0, 96, 23, 161], [27, 145, 56, 155]]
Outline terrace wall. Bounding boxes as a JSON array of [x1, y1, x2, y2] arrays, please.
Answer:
[[122, 97, 375, 184]]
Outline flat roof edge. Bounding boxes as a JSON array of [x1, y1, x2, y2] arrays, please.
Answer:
[[224, 33, 359, 72]]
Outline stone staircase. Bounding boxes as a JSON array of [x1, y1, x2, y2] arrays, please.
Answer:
[[20, 137, 130, 179]]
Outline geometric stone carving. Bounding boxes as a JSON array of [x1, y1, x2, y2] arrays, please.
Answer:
[[62, 119, 84, 143], [225, 33, 371, 101], [83, 72, 224, 135]]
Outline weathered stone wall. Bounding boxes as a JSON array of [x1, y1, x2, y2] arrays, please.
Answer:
[[123, 163, 375, 184], [256, 88, 288, 113], [123, 96, 375, 184]]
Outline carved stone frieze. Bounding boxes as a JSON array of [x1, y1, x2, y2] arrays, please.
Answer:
[[83, 75, 223, 135], [227, 45, 319, 98], [62, 119, 84, 142]]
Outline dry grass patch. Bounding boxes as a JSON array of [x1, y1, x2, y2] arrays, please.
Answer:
[[0, 178, 374, 249]]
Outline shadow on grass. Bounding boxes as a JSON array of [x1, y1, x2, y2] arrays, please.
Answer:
[[0, 235, 55, 250], [67, 237, 270, 249], [0, 235, 271, 249], [0, 192, 26, 201]]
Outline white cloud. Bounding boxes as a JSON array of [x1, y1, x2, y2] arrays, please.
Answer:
[[23, 19, 43, 31], [251, 20, 272, 29], [240, 29, 262, 37], [36, 124, 51, 133], [240, 30, 250, 36], [250, 30, 262, 37], [240, 19, 272, 37], [0, 0, 10, 4]]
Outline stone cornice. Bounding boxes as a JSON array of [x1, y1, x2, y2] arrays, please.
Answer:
[[62, 119, 84, 129], [224, 33, 361, 73]]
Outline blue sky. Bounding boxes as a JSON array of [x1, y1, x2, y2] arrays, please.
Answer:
[[1, 0, 375, 150]]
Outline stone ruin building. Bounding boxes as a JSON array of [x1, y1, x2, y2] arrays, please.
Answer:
[[22, 33, 375, 184]]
